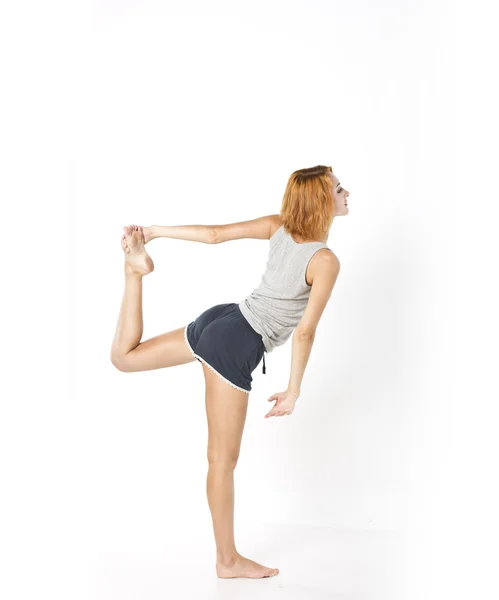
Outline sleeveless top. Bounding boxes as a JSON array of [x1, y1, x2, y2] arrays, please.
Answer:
[[238, 224, 331, 359]]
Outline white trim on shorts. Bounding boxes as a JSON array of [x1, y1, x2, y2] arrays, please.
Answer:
[[183, 325, 250, 394]]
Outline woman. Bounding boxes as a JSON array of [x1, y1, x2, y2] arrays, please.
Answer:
[[110, 165, 349, 579]]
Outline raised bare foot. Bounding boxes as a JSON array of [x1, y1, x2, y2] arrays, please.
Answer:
[[121, 225, 154, 277], [216, 553, 279, 579]]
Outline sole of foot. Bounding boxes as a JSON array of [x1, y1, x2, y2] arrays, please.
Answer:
[[216, 554, 279, 579], [122, 225, 154, 277]]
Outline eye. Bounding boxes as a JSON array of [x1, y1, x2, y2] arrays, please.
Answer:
[[337, 186, 343, 193]]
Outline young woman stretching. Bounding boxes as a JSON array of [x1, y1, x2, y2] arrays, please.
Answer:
[[110, 165, 348, 579]]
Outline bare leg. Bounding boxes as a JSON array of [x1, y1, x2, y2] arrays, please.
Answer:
[[110, 226, 196, 372], [112, 273, 144, 354], [207, 465, 238, 560], [111, 226, 154, 362], [202, 363, 279, 579]]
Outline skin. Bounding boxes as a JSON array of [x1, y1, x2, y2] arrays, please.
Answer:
[[110, 174, 349, 579], [330, 172, 350, 219]]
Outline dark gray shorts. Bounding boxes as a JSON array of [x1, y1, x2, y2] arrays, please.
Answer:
[[184, 302, 266, 393]]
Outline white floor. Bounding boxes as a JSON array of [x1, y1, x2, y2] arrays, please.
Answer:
[[90, 522, 406, 600]]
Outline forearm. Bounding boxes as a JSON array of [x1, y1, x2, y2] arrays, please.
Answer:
[[149, 224, 216, 244], [287, 332, 315, 395]]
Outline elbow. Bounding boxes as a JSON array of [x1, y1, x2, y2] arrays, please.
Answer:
[[294, 328, 315, 341], [209, 227, 219, 244]]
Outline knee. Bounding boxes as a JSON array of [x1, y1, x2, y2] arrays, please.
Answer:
[[207, 451, 239, 470]]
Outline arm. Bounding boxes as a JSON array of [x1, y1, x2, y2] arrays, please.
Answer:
[[287, 252, 341, 396], [146, 224, 217, 244], [144, 213, 278, 245], [287, 333, 315, 396], [212, 214, 278, 243], [265, 252, 340, 418]]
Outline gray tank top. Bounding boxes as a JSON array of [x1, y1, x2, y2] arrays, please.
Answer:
[[238, 224, 331, 353]]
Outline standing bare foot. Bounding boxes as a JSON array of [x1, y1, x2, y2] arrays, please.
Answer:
[[216, 553, 279, 579], [121, 225, 154, 277]]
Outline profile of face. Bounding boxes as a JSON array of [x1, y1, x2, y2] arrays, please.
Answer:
[[330, 173, 350, 216]]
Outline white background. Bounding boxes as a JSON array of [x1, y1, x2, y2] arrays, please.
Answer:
[[1, 1, 497, 599]]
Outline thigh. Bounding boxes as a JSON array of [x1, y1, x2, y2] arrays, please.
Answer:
[[115, 326, 196, 372], [203, 363, 249, 464], [115, 303, 234, 373]]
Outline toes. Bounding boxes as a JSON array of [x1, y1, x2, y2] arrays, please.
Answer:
[[264, 571, 277, 578], [122, 225, 144, 244]]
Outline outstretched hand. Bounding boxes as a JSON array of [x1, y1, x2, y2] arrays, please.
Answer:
[[264, 390, 299, 418]]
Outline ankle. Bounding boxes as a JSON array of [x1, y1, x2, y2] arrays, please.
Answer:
[[216, 551, 239, 566], [124, 264, 143, 279]]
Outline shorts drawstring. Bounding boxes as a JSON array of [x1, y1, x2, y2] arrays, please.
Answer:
[[262, 351, 266, 374]]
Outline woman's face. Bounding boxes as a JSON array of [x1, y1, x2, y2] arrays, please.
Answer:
[[330, 173, 349, 216]]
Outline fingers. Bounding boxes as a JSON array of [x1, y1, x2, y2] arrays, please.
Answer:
[[265, 410, 292, 418], [122, 225, 144, 246], [123, 225, 143, 233]]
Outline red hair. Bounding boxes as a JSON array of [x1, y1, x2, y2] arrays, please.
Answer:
[[279, 165, 335, 240]]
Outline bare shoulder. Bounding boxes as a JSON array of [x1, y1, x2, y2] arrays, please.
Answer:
[[295, 249, 341, 336], [269, 214, 284, 238], [308, 248, 340, 286], [319, 248, 340, 267]]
